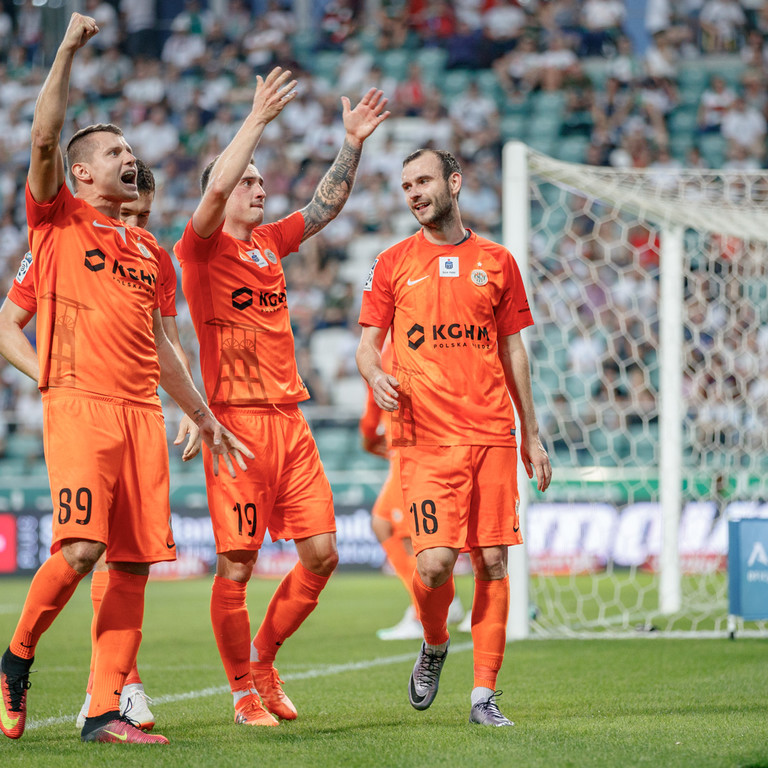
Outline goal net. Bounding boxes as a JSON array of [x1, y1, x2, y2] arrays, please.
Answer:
[[503, 142, 768, 638]]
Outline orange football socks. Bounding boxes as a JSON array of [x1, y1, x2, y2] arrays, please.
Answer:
[[210, 576, 252, 692], [470, 576, 509, 690], [252, 563, 330, 665], [412, 571, 453, 647], [89, 570, 147, 718], [10, 549, 85, 660]]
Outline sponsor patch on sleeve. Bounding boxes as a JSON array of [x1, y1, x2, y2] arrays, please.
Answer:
[[14, 252, 32, 285], [363, 258, 379, 292]]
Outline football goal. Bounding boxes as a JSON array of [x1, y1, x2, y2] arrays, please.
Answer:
[[503, 142, 768, 638]]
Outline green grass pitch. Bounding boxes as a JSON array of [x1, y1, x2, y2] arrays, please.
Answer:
[[1, 572, 766, 768]]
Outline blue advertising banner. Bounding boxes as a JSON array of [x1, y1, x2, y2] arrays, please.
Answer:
[[728, 519, 768, 621]]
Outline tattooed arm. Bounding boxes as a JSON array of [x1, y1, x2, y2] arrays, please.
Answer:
[[300, 88, 390, 241]]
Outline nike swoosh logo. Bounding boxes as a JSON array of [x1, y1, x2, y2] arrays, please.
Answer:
[[234, 673, 249, 681], [93, 220, 127, 243], [407, 276, 429, 286], [104, 729, 128, 741], [0, 705, 20, 731]]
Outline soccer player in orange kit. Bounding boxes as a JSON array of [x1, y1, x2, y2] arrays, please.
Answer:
[[174, 69, 389, 726], [0, 13, 250, 745], [357, 148, 551, 726], [2, 158, 196, 732]]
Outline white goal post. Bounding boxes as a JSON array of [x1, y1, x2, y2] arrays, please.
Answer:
[[503, 141, 768, 638]]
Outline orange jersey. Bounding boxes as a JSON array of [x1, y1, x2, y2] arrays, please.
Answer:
[[9, 240, 178, 318], [174, 213, 306, 406], [359, 229, 533, 447], [22, 183, 163, 405], [157, 245, 178, 317]]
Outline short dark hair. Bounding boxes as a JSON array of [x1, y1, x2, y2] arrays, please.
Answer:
[[65, 123, 124, 188], [403, 149, 462, 181], [200, 156, 219, 194], [200, 154, 257, 194], [135, 158, 155, 195]]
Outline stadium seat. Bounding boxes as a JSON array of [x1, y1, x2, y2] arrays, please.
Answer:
[[413, 46, 448, 84], [698, 133, 727, 168], [530, 90, 566, 116], [438, 69, 473, 98], [474, 69, 503, 107], [526, 113, 563, 140], [4, 432, 43, 459], [377, 49, 411, 82], [500, 113, 527, 141], [313, 51, 343, 85], [677, 63, 709, 93], [556, 136, 590, 163], [669, 133, 694, 162], [668, 108, 698, 135]]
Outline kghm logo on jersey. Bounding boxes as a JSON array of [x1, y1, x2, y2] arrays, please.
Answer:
[[232, 287, 253, 310], [407, 323, 425, 349], [405, 321, 491, 351]]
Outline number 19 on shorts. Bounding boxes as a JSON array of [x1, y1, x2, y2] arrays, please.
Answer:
[[410, 499, 438, 536], [234, 502, 257, 538]]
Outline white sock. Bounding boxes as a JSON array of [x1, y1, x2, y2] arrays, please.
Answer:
[[425, 639, 449, 653], [471, 686, 495, 706], [233, 688, 255, 705]]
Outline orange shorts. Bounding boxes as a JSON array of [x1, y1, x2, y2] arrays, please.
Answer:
[[205, 404, 335, 553], [43, 389, 174, 564], [371, 455, 410, 540], [398, 444, 522, 555]]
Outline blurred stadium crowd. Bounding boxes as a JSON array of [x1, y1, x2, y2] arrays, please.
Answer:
[[0, 0, 766, 475]]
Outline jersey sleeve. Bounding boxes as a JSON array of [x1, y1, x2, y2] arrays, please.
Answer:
[[174, 218, 226, 264], [495, 252, 534, 337], [358, 253, 395, 329], [25, 181, 74, 230], [256, 211, 304, 258], [7, 251, 36, 313], [157, 247, 178, 317]]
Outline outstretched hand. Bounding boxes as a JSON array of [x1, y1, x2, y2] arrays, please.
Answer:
[[251, 66, 298, 123], [196, 412, 254, 477], [62, 12, 100, 51], [341, 88, 390, 144]]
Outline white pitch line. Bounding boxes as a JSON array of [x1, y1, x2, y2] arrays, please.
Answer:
[[26, 641, 473, 731]]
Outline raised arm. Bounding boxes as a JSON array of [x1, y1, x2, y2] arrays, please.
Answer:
[[299, 88, 390, 241], [29, 13, 99, 203], [191, 67, 296, 239], [498, 332, 552, 492], [356, 325, 400, 412]]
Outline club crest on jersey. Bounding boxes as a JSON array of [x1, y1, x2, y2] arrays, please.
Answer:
[[241, 248, 270, 268], [15, 251, 32, 284], [471, 269, 488, 286], [363, 258, 379, 292], [264, 249, 278, 264], [439, 256, 459, 277], [137, 242, 153, 260]]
